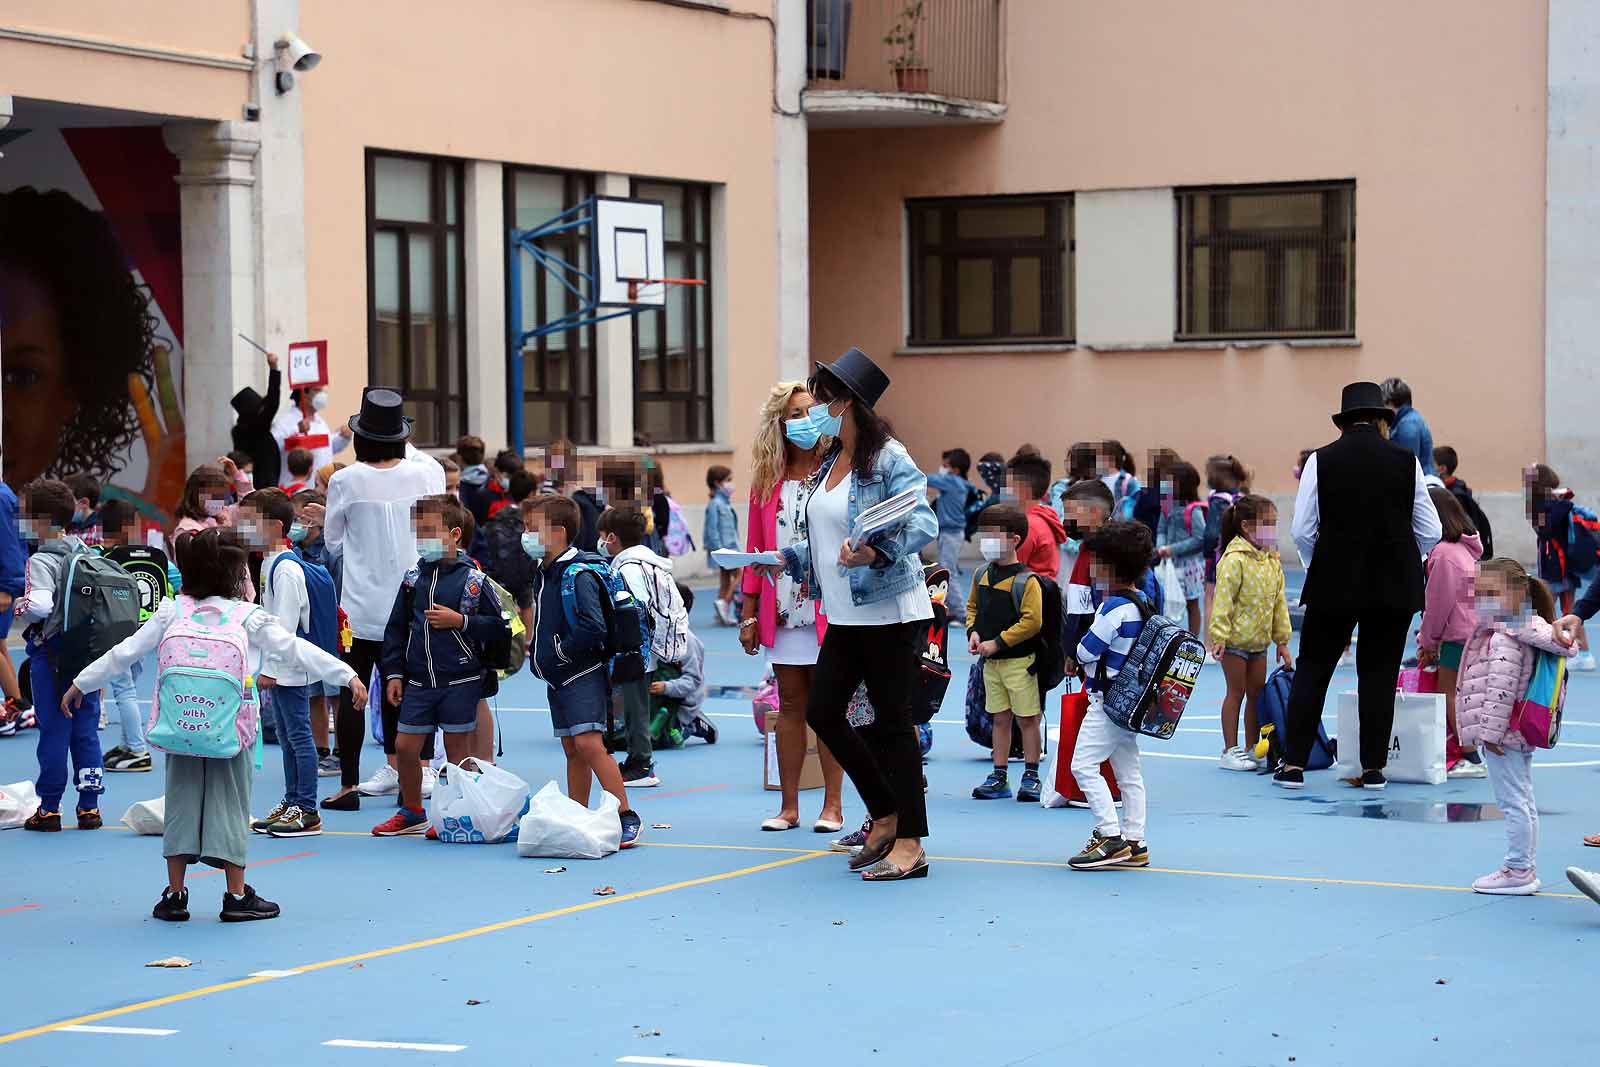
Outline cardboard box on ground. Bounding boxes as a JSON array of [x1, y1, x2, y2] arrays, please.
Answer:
[[763, 710, 824, 791]]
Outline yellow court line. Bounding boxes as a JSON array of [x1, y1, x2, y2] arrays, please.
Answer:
[[0, 852, 826, 1047]]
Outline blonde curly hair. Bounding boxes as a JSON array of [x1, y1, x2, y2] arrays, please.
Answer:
[[750, 380, 824, 503]]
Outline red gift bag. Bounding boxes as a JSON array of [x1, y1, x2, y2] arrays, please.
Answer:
[[1054, 688, 1119, 807]]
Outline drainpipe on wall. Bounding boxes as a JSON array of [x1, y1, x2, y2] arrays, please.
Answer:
[[773, 0, 811, 381], [0, 94, 11, 449]]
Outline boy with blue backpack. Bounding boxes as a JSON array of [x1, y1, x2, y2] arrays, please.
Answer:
[[525, 494, 645, 848], [240, 488, 339, 837], [374, 494, 511, 837]]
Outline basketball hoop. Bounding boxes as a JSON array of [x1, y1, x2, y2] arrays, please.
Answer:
[[626, 277, 707, 302]]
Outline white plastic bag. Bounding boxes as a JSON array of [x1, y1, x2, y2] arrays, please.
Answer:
[[0, 780, 39, 829], [1335, 690, 1446, 785], [1156, 557, 1186, 624], [120, 796, 166, 835], [427, 758, 530, 843], [516, 781, 621, 859]]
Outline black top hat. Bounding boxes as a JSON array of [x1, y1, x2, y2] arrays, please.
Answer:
[[814, 346, 891, 409], [1332, 381, 1394, 429], [230, 386, 264, 418], [348, 386, 413, 442]]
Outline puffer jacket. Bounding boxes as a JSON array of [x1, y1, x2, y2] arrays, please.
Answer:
[[1419, 533, 1482, 649], [1207, 535, 1290, 653], [1456, 616, 1572, 751]]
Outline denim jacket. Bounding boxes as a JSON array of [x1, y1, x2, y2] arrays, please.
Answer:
[[779, 439, 938, 608], [702, 489, 740, 553]]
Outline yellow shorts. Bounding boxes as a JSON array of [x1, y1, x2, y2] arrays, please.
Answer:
[[983, 654, 1041, 718]]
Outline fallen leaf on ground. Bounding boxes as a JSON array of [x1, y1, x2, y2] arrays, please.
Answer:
[[832, 920, 846, 926], [1435, 978, 1449, 985], [651, 822, 672, 829], [466, 999, 482, 1006], [594, 885, 616, 897], [544, 866, 567, 874], [145, 956, 192, 968]]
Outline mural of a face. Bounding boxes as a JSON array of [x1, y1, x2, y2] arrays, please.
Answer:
[[0, 263, 80, 486]]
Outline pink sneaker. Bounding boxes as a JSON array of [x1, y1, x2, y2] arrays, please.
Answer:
[[1472, 866, 1541, 896]]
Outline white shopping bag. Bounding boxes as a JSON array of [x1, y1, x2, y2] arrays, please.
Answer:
[[0, 780, 39, 829], [516, 781, 622, 859], [427, 758, 530, 843], [120, 796, 166, 835], [1155, 557, 1186, 624], [1335, 691, 1447, 785]]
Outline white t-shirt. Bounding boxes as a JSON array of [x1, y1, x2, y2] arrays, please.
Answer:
[[271, 406, 352, 487], [326, 459, 447, 640], [807, 472, 932, 627]]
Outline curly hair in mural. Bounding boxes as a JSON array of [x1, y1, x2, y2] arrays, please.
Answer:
[[0, 186, 161, 486]]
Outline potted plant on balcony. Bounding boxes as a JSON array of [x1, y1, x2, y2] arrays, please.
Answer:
[[884, 0, 929, 93]]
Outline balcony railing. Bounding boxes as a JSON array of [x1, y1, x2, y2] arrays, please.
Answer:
[[806, 0, 1003, 105]]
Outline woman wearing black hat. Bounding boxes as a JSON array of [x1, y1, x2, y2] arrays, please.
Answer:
[[1274, 381, 1442, 790], [755, 347, 939, 880]]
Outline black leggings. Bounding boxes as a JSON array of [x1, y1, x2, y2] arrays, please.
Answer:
[[336, 637, 431, 788], [806, 620, 929, 839]]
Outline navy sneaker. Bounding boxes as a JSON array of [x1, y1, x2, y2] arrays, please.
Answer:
[[831, 818, 872, 854], [619, 809, 643, 849], [972, 770, 1012, 800], [1016, 771, 1042, 804]]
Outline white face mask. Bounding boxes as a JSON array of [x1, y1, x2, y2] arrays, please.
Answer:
[[979, 537, 1008, 561], [311, 391, 329, 413]]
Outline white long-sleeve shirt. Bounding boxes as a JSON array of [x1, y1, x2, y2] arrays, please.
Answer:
[[73, 596, 355, 696], [326, 459, 447, 640], [1290, 452, 1442, 570], [16, 536, 87, 622], [259, 548, 313, 686]]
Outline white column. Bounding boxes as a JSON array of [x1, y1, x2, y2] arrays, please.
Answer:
[[1546, 0, 1600, 485], [163, 121, 262, 470], [251, 0, 308, 388], [464, 160, 508, 449], [595, 172, 635, 449], [774, 0, 811, 381]]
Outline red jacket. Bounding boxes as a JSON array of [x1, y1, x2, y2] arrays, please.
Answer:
[[1019, 502, 1066, 580]]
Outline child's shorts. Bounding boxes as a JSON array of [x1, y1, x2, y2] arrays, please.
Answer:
[[1439, 640, 1464, 671], [983, 654, 1041, 718], [1224, 647, 1268, 663], [398, 680, 480, 734], [548, 669, 611, 738]]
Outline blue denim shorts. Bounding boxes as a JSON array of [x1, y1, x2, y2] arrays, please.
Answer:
[[398, 680, 481, 735], [548, 668, 610, 738]]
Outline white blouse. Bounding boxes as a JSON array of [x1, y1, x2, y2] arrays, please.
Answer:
[[807, 471, 932, 627]]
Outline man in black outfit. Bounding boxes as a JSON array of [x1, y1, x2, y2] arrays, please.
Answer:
[[230, 347, 282, 489], [1274, 382, 1442, 790]]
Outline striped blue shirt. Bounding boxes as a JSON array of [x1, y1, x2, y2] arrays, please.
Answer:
[[1076, 596, 1145, 692]]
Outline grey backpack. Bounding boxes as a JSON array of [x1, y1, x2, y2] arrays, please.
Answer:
[[39, 546, 142, 684]]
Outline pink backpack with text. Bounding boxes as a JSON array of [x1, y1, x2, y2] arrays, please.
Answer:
[[146, 596, 262, 761]]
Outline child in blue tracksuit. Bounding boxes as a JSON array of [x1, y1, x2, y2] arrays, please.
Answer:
[[18, 480, 104, 831], [0, 478, 28, 733], [703, 464, 740, 626]]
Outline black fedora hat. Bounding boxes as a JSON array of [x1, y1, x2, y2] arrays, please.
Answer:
[[1332, 381, 1394, 429], [348, 386, 413, 442], [814, 346, 890, 409]]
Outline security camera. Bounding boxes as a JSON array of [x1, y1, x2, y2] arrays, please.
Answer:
[[275, 33, 321, 73]]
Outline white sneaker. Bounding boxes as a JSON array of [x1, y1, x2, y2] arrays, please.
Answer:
[[98, 708, 109, 729], [1573, 652, 1597, 672], [1567, 867, 1600, 906], [356, 763, 400, 796], [1219, 746, 1257, 772], [1447, 758, 1488, 779], [421, 765, 437, 799]]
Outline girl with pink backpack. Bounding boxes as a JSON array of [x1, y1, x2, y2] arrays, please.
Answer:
[[63, 529, 367, 923]]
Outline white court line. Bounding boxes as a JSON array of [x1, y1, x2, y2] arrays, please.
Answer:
[[59, 1025, 176, 1036], [619, 1058, 768, 1067], [1534, 760, 1600, 768], [248, 969, 300, 978], [324, 1039, 466, 1052]]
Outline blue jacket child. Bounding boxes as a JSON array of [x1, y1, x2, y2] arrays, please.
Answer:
[[381, 557, 508, 690], [528, 547, 612, 690]]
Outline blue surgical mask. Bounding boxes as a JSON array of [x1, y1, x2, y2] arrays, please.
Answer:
[[784, 415, 822, 450], [598, 537, 613, 558], [288, 522, 309, 544], [807, 401, 844, 439], [521, 532, 546, 561], [417, 538, 447, 562], [16, 519, 35, 544]]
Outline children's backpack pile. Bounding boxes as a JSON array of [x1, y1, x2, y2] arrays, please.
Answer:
[[36, 544, 142, 685], [147, 596, 263, 763], [560, 553, 648, 682], [662, 496, 695, 557], [1100, 593, 1206, 739], [1254, 666, 1336, 770]]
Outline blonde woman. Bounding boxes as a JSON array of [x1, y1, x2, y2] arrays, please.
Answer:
[[739, 381, 845, 833]]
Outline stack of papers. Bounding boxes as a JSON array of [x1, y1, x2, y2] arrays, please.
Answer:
[[710, 549, 784, 569], [851, 489, 921, 549]]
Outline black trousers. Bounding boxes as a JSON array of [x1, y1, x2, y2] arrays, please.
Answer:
[[1285, 607, 1412, 772], [336, 637, 432, 788], [806, 620, 929, 839]]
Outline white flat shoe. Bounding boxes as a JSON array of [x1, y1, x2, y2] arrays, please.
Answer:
[[812, 818, 845, 833], [761, 817, 799, 832]]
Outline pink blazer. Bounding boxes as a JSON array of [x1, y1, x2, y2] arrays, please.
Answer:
[[741, 482, 826, 650]]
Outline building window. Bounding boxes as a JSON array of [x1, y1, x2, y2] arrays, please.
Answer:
[[506, 168, 597, 446], [1177, 182, 1356, 340], [367, 152, 466, 446], [631, 180, 713, 444], [907, 196, 1073, 346]]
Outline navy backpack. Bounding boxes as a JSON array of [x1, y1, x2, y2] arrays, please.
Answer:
[[1255, 666, 1336, 771]]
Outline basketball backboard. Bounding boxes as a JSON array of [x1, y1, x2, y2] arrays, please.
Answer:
[[595, 195, 666, 307]]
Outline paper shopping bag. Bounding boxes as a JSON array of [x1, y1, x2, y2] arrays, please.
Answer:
[[1335, 690, 1446, 784]]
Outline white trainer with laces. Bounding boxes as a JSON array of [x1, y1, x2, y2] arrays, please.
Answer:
[[356, 763, 400, 797], [1447, 759, 1488, 779], [1567, 867, 1600, 906], [1219, 746, 1257, 772]]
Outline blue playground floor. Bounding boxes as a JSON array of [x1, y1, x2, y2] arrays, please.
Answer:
[[3, 573, 1599, 1066]]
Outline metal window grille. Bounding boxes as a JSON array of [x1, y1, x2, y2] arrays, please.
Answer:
[[907, 194, 1073, 346], [630, 180, 713, 445], [1177, 182, 1355, 341]]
